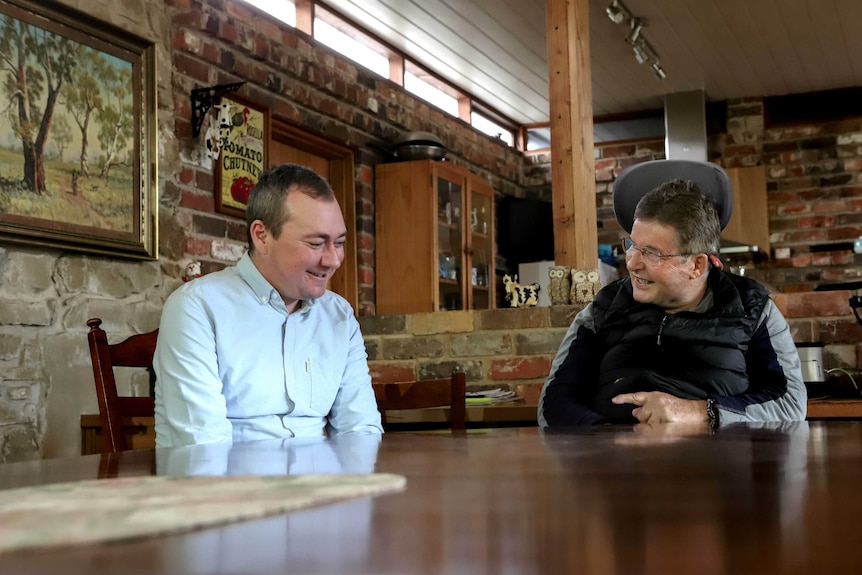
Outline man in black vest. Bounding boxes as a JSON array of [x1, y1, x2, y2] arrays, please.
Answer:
[[538, 179, 807, 427]]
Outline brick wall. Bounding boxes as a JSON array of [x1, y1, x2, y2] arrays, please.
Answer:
[[525, 97, 862, 293], [717, 99, 862, 291], [167, 0, 523, 315], [773, 291, 862, 371], [359, 306, 584, 404]]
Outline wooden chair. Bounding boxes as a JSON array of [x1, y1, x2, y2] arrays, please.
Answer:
[[86, 318, 158, 453], [372, 372, 467, 431]]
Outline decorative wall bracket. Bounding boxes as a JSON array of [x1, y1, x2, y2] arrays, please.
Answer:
[[190, 82, 246, 137]]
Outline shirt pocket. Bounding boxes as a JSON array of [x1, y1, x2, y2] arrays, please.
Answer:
[[307, 356, 341, 416]]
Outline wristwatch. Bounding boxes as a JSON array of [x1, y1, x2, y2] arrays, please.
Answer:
[[706, 399, 720, 428]]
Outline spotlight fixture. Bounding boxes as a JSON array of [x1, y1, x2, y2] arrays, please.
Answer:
[[626, 18, 644, 45], [606, 1, 667, 80], [605, 0, 629, 24], [632, 40, 649, 64]]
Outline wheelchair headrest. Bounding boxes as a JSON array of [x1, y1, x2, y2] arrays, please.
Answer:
[[612, 159, 733, 233]]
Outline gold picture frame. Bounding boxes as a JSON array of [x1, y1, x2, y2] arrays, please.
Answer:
[[214, 94, 270, 219], [0, 0, 158, 260]]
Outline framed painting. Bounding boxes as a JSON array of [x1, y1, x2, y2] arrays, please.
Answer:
[[0, 0, 157, 260], [214, 94, 270, 218]]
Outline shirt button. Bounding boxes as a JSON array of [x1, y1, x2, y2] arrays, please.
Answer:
[[261, 296, 268, 303]]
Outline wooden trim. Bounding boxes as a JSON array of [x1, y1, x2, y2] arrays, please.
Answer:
[[807, 399, 862, 419], [458, 96, 471, 123], [389, 56, 404, 86], [295, 0, 313, 35], [546, 0, 597, 269]]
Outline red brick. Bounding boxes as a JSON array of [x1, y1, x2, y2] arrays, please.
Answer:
[[180, 189, 214, 212], [196, 170, 214, 192], [179, 167, 195, 185], [513, 382, 544, 404], [488, 357, 552, 380], [814, 200, 849, 213], [174, 53, 210, 83], [773, 291, 851, 318], [185, 237, 211, 256], [819, 319, 862, 345], [357, 233, 374, 250], [368, 363, 415, 383], [358, 268, 374, 285]]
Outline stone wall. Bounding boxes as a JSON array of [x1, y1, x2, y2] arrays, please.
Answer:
[[360, 306, 583, 405], [0, 0, 178, 462]]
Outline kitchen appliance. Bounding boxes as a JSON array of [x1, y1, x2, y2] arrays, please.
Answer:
[[393, 131, 447, 161], [796, 342, 825, 384]]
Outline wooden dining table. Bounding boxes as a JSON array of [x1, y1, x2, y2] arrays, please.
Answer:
[[2, 421, 862, 574]]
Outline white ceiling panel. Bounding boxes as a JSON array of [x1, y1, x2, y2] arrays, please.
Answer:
[[324, 0, 862, 125]]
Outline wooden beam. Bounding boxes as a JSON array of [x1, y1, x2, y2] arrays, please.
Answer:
[[458, 96, 471, 123], [295, 0, 313, 35], [545, 0, 597, 269]]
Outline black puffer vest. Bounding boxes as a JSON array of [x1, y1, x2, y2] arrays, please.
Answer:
[[590, 268, 770, 418]]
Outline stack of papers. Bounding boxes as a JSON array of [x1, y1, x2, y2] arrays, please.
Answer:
[[465, 388, 518, 404]]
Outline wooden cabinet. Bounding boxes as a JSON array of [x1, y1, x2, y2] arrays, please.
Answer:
[[375, 160, 495, 314], [723, 165, 770, 255]]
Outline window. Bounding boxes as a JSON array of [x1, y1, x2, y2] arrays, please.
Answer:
[[241, 0, 525, 151], [471, 111, 514, 146], [240, 0, 296, 26], [314, 8, 390, 78], [525, 126, 551, 151], [404, 63, 459, 117]]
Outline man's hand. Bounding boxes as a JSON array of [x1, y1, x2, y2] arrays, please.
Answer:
[[611, 391, 709, 424]]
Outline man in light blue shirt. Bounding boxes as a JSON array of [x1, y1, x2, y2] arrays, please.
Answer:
[[154, 164, 383, 447]]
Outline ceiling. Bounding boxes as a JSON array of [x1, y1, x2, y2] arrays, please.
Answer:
[[323, 0, 862, 131]]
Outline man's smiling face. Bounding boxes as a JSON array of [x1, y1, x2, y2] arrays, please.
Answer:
[[250, 189, 346, 312], [625, 219, 701, 314]]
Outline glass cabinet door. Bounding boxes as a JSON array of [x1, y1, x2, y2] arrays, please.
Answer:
[[437, 176, 464, 311], [469, 188, 493, 310]]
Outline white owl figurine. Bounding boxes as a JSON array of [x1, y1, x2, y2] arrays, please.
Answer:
[[548, 266, 572, 305], [587, 269, 602, 299], [571, 269, 594, 304]]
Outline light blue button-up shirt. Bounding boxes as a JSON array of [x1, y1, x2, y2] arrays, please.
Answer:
[[154, 253, 383, 447]]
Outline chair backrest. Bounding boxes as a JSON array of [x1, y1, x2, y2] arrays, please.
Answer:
[[612, 159, 733, 233], [86, 318, 158, 453], [372, 372, 467, 431]]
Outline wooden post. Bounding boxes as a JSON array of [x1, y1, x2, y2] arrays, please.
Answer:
[[545, 0, 597, 271]]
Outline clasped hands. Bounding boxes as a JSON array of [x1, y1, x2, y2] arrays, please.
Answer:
[[612, 391, 708, 424]]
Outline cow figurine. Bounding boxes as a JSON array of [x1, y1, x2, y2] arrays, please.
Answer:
[[502, 274, 519, 307], [521, 283, 541, 306], [502, 273, 541, 307]]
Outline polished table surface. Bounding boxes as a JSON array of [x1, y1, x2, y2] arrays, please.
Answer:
[[2, 421, 862, 574]]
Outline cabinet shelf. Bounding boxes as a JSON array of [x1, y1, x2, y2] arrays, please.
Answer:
[[376, 160, 496, 314]]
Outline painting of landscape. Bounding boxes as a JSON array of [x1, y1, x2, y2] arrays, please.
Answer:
[[0, 0, 156, 259]]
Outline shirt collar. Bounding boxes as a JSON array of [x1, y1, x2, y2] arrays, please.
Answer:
[[237, 252, 316, 314]]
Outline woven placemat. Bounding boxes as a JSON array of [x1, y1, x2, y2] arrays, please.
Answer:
[[0, 473, 405, 555]]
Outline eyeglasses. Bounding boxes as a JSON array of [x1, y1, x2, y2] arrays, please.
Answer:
[[620, 238, 692, 266]]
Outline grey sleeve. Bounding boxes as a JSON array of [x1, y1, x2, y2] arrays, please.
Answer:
[[537, 304, 602, 427], [717, 299, 808, 424]]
